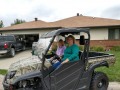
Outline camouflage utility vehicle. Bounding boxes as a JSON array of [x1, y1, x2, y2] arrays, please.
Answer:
[[3, 28, 115, 90]]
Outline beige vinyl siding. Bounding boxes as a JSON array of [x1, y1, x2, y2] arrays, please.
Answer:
[[90, 28, 108, 40]]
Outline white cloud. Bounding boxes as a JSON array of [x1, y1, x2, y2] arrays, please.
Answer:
[[0, 0, 120, 26]]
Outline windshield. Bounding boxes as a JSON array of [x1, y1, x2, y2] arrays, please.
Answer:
[[34, 37, 52, 58]]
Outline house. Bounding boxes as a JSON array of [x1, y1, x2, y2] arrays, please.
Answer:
[[0, 14, 120, 48], [0, 18, 60, 47]]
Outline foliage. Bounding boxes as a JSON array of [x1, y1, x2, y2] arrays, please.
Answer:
[[96, 51, 120, 82], [11, 19, 26, 26], [79, 45, 84, 51], [51, 43, 57, 52], [111, 46, 120, 51], [0, 20, 4, 28], [0, 69, 7, 75], [90, 46, 104, 52]]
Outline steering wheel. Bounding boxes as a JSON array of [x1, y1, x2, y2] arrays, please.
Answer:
[[49, 51, 61, 65], [51, 51, 61, 60]]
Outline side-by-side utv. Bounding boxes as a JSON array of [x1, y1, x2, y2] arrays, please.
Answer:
[[3, 28, 116, 90]]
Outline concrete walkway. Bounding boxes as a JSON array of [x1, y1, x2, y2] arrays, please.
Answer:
[[0, 75, 4, 90], [108, 82, 120, 90]]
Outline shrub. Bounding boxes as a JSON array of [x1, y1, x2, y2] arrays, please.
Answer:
[[111, 46, 120, 51], [90, 46, 104, 52], [79, 45, 84, 51], [51, 44, 57, 52]]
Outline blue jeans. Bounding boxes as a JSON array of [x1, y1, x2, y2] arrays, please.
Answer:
[[52, 61, 61, 69]]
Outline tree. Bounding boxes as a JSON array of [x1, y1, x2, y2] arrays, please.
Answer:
[[11, 19, 26, 26], [0, 20, 4, 28]]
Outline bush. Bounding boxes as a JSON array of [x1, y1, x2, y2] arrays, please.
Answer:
[[90, 46, 104, 52], [111, 46, 120, 51], [79, 45, 84, 51], [51, 44, 57, 52]]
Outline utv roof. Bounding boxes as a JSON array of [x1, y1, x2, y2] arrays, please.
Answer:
[[41, 28, 90, 38]]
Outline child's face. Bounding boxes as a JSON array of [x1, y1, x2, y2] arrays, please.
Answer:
[[58, 42, 62, 46]]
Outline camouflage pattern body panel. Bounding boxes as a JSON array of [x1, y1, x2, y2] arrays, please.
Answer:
[[88, 54, 116, 66]]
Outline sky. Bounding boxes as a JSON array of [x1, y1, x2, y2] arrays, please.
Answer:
[[0, 0, 120, 27]]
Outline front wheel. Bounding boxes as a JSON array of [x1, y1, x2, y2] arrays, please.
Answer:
[[90, 72, 109, 90]]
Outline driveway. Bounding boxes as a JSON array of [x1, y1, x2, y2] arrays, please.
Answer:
[[108, 82, 120, 90], [0, 50, 32, 69]]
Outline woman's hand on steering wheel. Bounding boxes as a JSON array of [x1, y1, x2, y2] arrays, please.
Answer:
[[51, 51, 61, 60]]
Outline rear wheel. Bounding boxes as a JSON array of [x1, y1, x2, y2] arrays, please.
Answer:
[[10, 48, 15, 57], [90, 72, 109, 90], [22, 46, 26, 51]]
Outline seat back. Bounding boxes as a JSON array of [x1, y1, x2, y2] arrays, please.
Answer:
[[79, 51, 83, 59]]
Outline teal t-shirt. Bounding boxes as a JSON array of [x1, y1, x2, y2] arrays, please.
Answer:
[[62, 44, 79, 62]]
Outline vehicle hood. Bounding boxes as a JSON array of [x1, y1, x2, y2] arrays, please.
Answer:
[[9, 55, 42, 72], [7, 55, 51, 84]]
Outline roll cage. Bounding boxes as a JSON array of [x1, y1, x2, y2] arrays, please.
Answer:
[[40, 28, 90, 78]]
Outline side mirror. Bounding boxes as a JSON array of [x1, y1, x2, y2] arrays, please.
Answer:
[[80, 35, 85, 45]]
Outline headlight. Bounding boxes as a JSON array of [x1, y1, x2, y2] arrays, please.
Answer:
[[7, 71, 16, 79]]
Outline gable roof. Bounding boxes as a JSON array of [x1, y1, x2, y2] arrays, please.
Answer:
[[0, 20, 58, 31], [51, 15, 120, 28], [0, 15, 120, 31]]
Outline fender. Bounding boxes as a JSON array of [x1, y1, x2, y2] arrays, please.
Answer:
[[88, 61, 109, 72], [82, 61, 109, 89], [86, 61, 109, 80], [10, 44, 15, 49]]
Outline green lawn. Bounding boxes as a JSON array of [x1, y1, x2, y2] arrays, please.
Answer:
[[0, 69, 7, 75], [96, 51, 120, 82]]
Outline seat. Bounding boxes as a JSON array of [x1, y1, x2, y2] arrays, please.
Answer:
[[79, 51, 83, 59]]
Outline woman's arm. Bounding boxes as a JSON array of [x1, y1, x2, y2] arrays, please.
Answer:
[[61, 58, 69, 64]]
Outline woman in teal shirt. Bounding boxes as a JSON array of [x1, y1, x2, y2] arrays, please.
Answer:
[[53, 35, 79, 68], [61, 35, 79, 64]]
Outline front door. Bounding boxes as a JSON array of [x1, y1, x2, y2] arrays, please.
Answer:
[[49, 60, 85, 90]]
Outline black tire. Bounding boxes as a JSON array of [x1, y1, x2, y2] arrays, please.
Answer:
[[10, 48, 15, 57], [22, 45, 26, 51], [90, 72, 109, 90]]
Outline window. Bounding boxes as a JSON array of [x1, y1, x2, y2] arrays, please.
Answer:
[[108, 28, 120, 40], [7, 36, 15, 41]]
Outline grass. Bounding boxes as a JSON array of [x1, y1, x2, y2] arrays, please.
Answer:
[[0, 69, 7, 75], [96, 51, 120, 82]]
